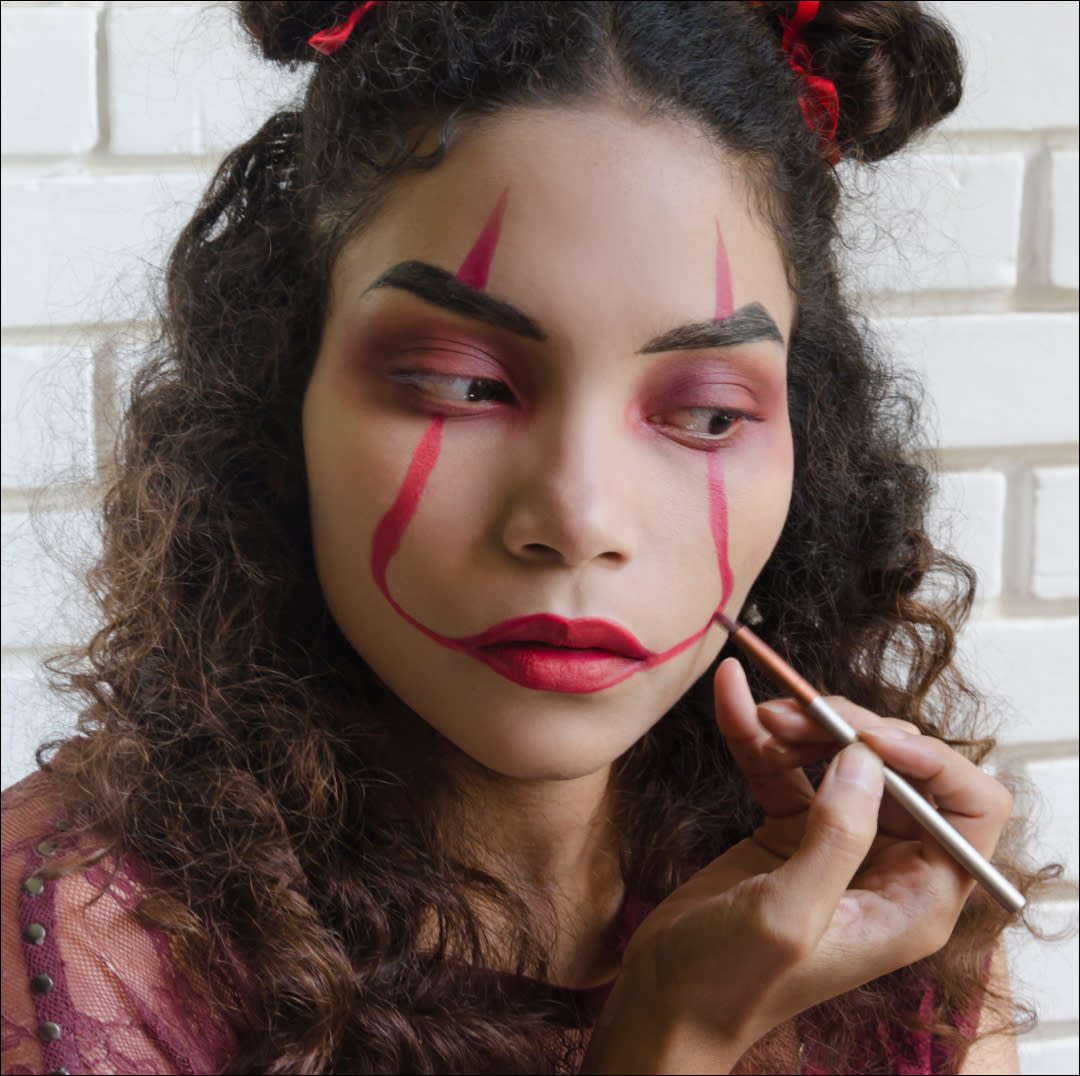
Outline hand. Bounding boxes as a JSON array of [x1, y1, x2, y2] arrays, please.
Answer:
[[583, 657, 1012, 1074]]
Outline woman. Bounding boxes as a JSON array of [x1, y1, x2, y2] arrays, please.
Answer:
[[2, 3, 1035, 1072]]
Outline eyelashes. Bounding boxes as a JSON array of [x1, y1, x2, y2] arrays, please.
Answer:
[[382, 343, 762, 449], [389, 370, 515, 407], [647, 406, 753, 448]]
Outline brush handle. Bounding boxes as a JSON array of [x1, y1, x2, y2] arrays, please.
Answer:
[[805, 697, 1025, 914]]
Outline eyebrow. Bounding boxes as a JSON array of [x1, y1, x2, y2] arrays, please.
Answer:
[[639, 304, 784, 353], [364, 260, 545, 341], [364, 260, 784, 352]]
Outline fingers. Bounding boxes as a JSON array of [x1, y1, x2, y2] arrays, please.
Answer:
[[714, 658, 815, 818], [754, 698, 929, 839], [757, 744, 885, 949], [715, 661, 1013, 879], [858, 727, 1013, 862], [757, 696, 921, 745]]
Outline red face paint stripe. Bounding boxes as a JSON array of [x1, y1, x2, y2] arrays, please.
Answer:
[[369, 417, 471, 651], [645, 452, 735, 666], [370, 417, 445, 593], [714, 217, 734, 321], [707, 449, 736, 611], [455, 188, 509, 289], [367, 418, 737, 690]]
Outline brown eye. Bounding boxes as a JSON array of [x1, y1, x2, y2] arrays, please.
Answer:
[[651, 407, 744, 443], [392, 370, 514, 406], [461, 378, 513, 403]]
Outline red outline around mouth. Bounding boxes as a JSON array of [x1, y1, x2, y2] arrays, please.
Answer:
[[369, 417, 731, 694]]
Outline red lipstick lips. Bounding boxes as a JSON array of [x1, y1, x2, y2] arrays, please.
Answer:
[[461, 614, 649, 694], [463, 614, 649, 657]]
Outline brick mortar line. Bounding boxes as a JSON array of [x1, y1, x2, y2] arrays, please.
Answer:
[[1013, 1020, 1080, 1043]]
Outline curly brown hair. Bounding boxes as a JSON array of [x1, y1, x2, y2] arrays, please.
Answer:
[[42, 2, 1043, 1072]]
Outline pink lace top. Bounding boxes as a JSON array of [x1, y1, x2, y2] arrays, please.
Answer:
[[2, 772, 234, 1075], [2, 770, 976, 1075]]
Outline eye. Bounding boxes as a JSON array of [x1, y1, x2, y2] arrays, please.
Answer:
[[391, 370, 515, 407], [649, 406, 747, 446]]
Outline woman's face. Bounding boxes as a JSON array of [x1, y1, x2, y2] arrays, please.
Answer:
[[303, 105, 794, 781]]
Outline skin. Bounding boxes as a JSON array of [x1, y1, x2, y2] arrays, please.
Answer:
[[304, 104, 794, 785], [302, 103, 1016, 1070]]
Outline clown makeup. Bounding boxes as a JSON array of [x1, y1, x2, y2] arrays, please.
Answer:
[[303, 104, 795, 781]]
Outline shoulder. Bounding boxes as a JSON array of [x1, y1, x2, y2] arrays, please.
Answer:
[[2, 770, 236, 1076], [878, 966, 1011, 1076]]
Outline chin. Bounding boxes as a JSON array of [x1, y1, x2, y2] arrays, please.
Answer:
[[429, 704, 655, 785]]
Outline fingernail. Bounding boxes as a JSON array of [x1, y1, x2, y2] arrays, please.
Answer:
[[861, 727, 916, 741], [835, 743, 882, 793], [758, 699, 795, 715]]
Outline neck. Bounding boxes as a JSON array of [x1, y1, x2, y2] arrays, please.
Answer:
[[453, 760, 626, 989]]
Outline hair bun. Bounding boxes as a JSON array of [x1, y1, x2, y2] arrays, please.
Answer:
[[759, 1, 964, 162], [237, 1, 360, 64]]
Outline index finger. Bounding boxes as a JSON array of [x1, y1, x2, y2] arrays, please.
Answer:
[[859, 728, 1013, 858], [858, 727, 1021, 912], [714, 658, 816, 818]]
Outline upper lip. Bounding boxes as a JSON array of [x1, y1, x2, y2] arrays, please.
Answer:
[[462, 614, 650, 660]]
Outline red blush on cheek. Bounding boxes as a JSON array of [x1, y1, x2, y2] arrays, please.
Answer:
[[455, 188, 509, 289], [714, 218, 734, 321]]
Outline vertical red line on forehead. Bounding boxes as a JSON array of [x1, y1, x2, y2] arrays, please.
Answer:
[[714, 218, 734, 321], [455, 188, 509, 289]]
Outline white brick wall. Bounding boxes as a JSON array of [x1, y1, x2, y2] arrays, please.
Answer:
[[842, 152, 1026, 294], [1033, 466, 1080, 599], [1049, 151, 1080, 291], [0, 5, 97, 154], [0, 345, 95, 487], [2, 3, 1077, 1071], [108, 3, 305, 155]]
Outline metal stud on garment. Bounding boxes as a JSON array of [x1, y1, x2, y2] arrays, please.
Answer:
[[30, 973, 54, 995], [23, 922, 46, 945], [55, 819, 73, 831], [23, 875, 45, 896], [36, 839, 58, 856], [38, 1021, 62, 1042]]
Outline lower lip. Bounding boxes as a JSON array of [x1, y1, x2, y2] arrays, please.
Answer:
[[472, 644, 644, 694]]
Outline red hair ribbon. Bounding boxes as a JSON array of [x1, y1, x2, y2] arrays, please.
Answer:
[[778, 0, 840, 162], [309, 2, 839, 161], [308, 1, 385, 56]]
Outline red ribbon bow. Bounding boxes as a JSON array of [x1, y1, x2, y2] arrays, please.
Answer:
[[308, 1, 384, 56], [310, 1, 839, 162], [778, 0, 840, 162]]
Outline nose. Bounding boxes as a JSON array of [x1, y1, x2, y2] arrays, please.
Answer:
[[498, 404, 638, 569]]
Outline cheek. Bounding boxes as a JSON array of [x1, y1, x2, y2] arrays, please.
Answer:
[[727, 428, 795, 573], [303, 392, 426, 622]]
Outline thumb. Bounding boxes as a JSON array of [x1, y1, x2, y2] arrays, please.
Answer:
[[766, 743, 884, 938]]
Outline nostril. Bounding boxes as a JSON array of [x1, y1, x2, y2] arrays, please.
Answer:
[[521, 542, 561, 559]]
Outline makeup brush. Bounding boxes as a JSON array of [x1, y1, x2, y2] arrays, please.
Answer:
[[718, 615, 1025, 914]]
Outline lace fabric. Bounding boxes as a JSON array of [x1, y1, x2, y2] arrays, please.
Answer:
[[3, 768, 977, 1075], [2, 771, 234, 1075]]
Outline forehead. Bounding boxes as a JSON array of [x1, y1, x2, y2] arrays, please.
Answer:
[[333, 104, 793, 335]]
